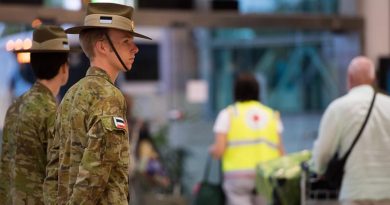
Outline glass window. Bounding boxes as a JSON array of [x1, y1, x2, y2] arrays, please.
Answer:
[[204, 28, 360, 114]]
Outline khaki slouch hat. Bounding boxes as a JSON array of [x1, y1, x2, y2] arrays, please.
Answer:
[[15, 25, 70, 53], [65, 2, 151, 40]]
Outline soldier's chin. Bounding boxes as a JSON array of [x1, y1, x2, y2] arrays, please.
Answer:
[[124, 64, 133, 72]]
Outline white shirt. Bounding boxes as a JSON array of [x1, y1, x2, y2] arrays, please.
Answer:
[[312, 85, 390, 200]]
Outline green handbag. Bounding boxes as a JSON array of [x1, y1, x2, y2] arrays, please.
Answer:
[[194, 156, 225, 205]]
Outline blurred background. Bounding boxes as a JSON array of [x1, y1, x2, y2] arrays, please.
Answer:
[[0, 0, 390, 204]]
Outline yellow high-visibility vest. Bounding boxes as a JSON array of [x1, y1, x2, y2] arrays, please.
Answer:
[[222, 101, 281, 173]]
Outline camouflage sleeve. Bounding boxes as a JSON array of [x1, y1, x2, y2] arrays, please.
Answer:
[[0, 140, 10, 203], [0, 125, 11, 204], [68, 97, 127, 204], [43, 113, 59, 205]]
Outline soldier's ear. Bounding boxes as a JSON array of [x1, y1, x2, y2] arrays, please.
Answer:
[[60, 62, 68, 73], [59, 62, 69, 85], [95, 39, 108, 56]]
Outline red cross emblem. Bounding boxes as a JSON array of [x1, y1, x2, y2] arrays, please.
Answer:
[[252, 114, 260, 122]]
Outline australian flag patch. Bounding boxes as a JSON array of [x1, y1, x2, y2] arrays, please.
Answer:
[[113, 117, 126, 129], [63, 41, 69, 49], [100, 16, 113, 24]]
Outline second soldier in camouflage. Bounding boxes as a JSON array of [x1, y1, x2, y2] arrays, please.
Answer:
[[0, 25, 70, 205]]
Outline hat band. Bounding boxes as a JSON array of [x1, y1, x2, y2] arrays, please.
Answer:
[[31, 38, 69, 51], [85, 14, 135, 32]]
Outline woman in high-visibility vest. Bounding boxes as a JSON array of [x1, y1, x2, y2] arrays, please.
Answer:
[[210, 73, 284, 205]]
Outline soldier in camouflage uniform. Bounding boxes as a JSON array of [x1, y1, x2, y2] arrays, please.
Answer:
[[48, 3, 151, 205], [0, 25, 70, 205]]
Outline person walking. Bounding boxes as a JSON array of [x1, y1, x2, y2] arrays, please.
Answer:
[[209, 73, 284, 205], [312, 56, 390, 205]]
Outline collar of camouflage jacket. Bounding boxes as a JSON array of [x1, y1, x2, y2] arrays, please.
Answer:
[[34, 81, 57, 102], [86, 67, 113, 84]]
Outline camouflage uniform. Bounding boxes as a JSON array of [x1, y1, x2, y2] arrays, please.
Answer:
[[56, 67, 130, 205], [0, 82, 57, 205], [43, 125, 60, 205]]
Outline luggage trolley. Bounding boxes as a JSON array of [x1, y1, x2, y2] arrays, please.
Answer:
[[300, 162, 340, 205]]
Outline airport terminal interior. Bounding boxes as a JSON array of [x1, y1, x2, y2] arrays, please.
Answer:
[[0, 0, 389, 204]]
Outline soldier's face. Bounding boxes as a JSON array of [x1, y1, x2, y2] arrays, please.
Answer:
[[106, 29, 139, 71]]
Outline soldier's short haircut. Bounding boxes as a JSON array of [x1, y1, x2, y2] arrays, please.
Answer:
[[79, 28, 108, 60], [30, 52, 69, 80], [234, 73, 260, 102]]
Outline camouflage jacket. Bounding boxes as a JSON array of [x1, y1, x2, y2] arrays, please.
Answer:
[[0, 82, 57, 205], [43, 119, 60, 205], [55, 67, 130, 205]]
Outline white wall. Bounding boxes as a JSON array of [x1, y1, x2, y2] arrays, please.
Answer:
[[360, 0, 390, 62]]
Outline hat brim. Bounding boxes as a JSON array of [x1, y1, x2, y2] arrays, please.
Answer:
[[13, 47, 80, 53], [65, 26, 152, 40]]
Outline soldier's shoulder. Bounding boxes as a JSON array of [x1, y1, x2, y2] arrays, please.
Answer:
[[71, 75, 119, 94], [86, 76, 123, 100], [61, 77, 94, 100], [61, 76, 124, 110], [4, 98, 22, 121], [26, 90, 56, 113]]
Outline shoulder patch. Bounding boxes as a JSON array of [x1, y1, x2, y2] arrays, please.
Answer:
[[113, 117, 126, 129]]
